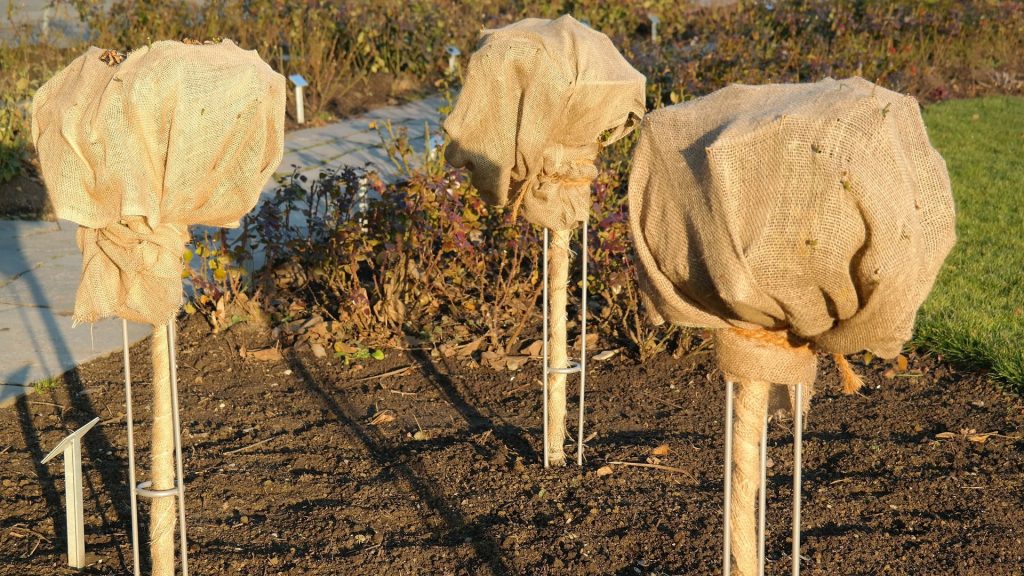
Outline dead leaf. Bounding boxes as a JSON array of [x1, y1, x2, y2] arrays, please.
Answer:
[[481, 350, 505, 369], [896, 354, 909, 372], [593, 349, 618, 361], [369, 411, 396, 426], [596, 465, 614, 477], [520, 340, 543, 357], [966, 430, 998, 443], [457, 337, 484, 357], [574, 333, 599, 350], [651, 443, 670, 457], [413, 430, 431, 441], [334, 342, 359, 355], [240, 347, 282, 362], [934, 429, 1000, 443], [310, 343, 327, 358]]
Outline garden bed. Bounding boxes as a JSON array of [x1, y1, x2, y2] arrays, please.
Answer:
[[2, 315, 1022, 575]]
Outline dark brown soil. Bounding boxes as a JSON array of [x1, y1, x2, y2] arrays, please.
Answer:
[[1, 317, 1022, 575], [0, 166, 53, 220]]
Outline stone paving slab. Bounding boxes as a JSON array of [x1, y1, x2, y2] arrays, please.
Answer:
[[0, 307, 150, 386], [0, 94, 444, 405], [267, 94, 446, 192]]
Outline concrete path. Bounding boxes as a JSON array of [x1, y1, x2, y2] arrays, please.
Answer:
[[0, 94, 446, 407]]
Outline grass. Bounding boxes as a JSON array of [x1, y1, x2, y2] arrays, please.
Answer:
[[917, 96, 1024, 390]]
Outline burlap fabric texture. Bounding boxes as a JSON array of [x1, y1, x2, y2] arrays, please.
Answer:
[[444, 15, 645, 231], [629, 77, 956, 400], [32, 40, 285, 326]]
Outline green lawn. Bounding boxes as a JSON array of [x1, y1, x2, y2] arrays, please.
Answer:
[[916, 96, 1024, 390]]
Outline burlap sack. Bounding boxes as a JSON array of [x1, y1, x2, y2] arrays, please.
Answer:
[[629, 77, 956, 390], [32, 40, 285, 325], [444, 15, 645, 231]]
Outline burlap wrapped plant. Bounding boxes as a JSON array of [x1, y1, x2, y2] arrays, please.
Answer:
[[628, 77, 956, 575], [32, 39, 285, 576], [444, 15, 645, 466], [32, 39, 285, 326], [444, 14, 645, 232]]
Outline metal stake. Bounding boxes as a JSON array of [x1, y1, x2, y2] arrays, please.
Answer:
[[723, 380, 734, 576], [122, 320, 141, 576], [542, 228, 549, 469], [576, 218, 588, 466], [792, 382, 803, 576], [759, 407, 768, 576]]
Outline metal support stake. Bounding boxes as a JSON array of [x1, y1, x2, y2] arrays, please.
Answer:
[[122, 320, 141, 576], [723, 380, 734, 576], [792, 382, 803, 576], [541, 224, 589, 467], [576, 218, 588, 466], [759, 407, 768, 576], [542, 228, 549, 468]]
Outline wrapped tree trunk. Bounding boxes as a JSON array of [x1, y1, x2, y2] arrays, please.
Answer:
[[32, 40, 285, 575], [149, 325, 176, 575], [545, 228, 572, 466], [729, 381, 769, 575]]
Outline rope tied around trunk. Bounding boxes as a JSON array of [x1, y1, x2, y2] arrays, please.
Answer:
[[509, 142, 601, 230]]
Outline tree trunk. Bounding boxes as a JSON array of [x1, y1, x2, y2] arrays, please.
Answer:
[[546, 228, 571, 466], [729, 380, 769, 576], [150, 325, 176, 575]]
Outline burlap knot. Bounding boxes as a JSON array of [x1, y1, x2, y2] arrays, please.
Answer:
[[715, 327, 817, 415], [74, 217, 189, 326], [514, 143, 601, 231]]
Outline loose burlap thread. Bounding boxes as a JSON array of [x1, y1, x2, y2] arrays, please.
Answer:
[[444, 15, 645, 231], [32, 39, 286, 326]]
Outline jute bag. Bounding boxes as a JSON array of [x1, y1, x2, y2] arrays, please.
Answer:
[[628, 77, 956, 575], [32, 39, 285, 576]]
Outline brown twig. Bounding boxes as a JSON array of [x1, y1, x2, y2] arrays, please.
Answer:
[[223, 434, 284, 455], [355, 365, 413, 382], [28, 401, 66, 411], [607, 461, 697, 482], [8, 524, 52, 542]]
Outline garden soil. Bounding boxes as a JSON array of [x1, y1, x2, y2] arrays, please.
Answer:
[[2, 316, 1022, 575]]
